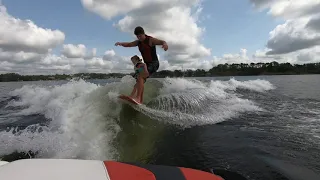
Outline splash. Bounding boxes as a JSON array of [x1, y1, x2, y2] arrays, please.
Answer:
[[0, 76, 275, 160], [1, 79, 123, 160], [134, 77, 274, 128]]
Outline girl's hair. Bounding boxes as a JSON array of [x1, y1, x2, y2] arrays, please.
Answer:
[[131, 55, 142, 62]]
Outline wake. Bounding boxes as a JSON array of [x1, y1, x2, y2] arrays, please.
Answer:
[[0, 76, 275, 161], [126, 77, 275, 128]]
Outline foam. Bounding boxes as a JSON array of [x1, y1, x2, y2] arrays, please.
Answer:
[[1, 79, 122, 160], [131, 77, 270, 128], [0, 76, 275, 160], [210, 78, 275, 92]]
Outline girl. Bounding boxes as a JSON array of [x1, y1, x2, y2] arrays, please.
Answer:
[[130, 55, 149, 104]]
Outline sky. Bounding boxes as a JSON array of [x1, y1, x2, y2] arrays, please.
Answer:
[[0, 0, 320, 75]]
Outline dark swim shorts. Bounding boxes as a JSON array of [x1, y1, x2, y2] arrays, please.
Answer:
[[146, 61, 159, 76], [132, 61, 159, 83]]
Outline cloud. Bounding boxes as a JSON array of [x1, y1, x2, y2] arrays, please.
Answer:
[[184, 47, 320, 70], [2, 0, 320, 76], [0, 5, 65, 54], [103, 49, 116, 60], [62, 44, 87, 58], [266, 18, 320, 55], [40, 49, 136, 75], [306, 15, 320, 31], [81, 0, 211, 64], [0, 4, 136, 75], [1, 45, 318, 75], [156, 48, 276, 72], [0, 49, 43, 63], [250, 0, 320, 55], [250, 0, 275, 9], [250, 0, 320, 19], [103, 49, 135, 71], [0, 47, 138, 75], [61, 44, 97, 59], [210, 49, 254, 66]]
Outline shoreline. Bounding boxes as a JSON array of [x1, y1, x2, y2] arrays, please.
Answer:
[[1, 61, 319, 82], [0, 72, 319, 82]]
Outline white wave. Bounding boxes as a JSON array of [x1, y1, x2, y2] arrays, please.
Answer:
[[210, 78, 275, 92], [0, 76, 275, 160], [0, 79, 124, 160], [135, 77, 271, 128]]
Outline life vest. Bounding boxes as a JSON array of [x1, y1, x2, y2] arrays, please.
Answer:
[[138, 35, 158, 63], [134, 62, 144, 74]]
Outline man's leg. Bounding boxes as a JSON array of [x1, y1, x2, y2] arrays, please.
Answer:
[[146, 61, 159, 77]]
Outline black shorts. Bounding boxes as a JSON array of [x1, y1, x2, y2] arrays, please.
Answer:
[[133, 61, 159, 83], [146, 61, 159, 76]]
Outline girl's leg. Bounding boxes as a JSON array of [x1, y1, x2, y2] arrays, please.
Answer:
[[139, 79, 145, 103], [130, 83, 137, 98], [134, 76, 144, 103]]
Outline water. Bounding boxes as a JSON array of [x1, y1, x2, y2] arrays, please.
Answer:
[[0, 75, 319, 180]]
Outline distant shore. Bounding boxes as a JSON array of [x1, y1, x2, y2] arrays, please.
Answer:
[[0, 61, 319, 82]]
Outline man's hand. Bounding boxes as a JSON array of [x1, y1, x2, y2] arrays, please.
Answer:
[[162, 42, 168, 51], [115, 42, 123, 46]]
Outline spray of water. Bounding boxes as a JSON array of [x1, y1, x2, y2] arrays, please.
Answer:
[[131, 77, 274, 127], [0, 76, 275, 160]]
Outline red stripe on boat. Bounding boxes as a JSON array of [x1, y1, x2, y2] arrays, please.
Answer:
[[104, 161, 156, 180]]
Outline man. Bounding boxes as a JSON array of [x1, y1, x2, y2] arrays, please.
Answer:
[[115, 26, 168, 79]]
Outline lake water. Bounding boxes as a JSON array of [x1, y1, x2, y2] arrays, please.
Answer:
[[0, 74, 319, 180]]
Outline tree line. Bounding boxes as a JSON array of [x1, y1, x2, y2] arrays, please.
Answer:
[[0, 61, 319, 82], [0, 73, 125, 82], [152, 61, 320, 77]]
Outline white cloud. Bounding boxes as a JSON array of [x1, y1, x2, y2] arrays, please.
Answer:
[[81, 0, 211, 64], [61, 44, 97, 59], [306, 15, 320, 31], [2, 0, 320, 76], [41, 49, 136, 75], [218, 47, 320, 65], [0, 3, 136, 76], [266, 18, 320, 55], [0, 3, 138, 75], [1, 45, 318, 75], [103, 49, 116, 59], [210, 49, 253, 66], [62, 44, 87, 58], [161, 45, 320, 72], [0, 5, 65, 54], [250, 0, 320, 55], [0, 49, 43, 63], [103, 50, 135, 71], [0, 48, 138, 75], [250, 0, 320, 19]]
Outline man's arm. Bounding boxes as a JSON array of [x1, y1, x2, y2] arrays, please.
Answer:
[[150, 37, 168, 51], [150, 37, 166, 46], [115, 40, 138, 47]]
